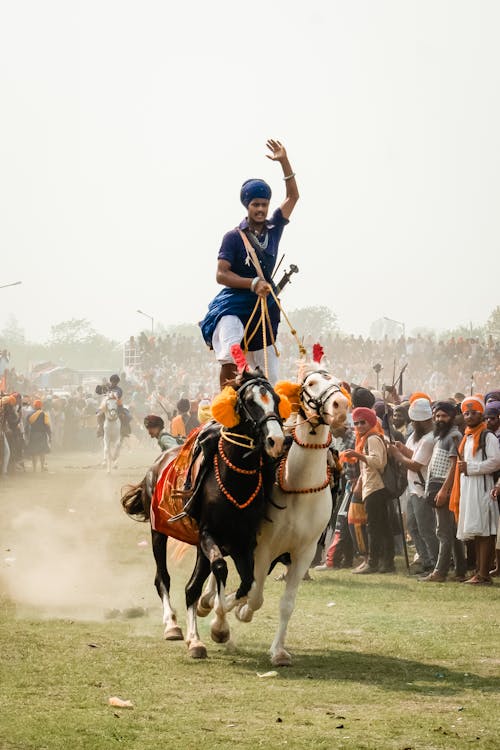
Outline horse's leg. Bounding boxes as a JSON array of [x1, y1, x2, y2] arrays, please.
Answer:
[[225, 547, 255, 612], [112, 425, 120, 468], [234, 543, 271, 623], [269, 543, 316, 667], [199, 529, 230, 644], [151, 529, 183, 640], [185, 547, 211, 658], [197, 572, 216, 617]]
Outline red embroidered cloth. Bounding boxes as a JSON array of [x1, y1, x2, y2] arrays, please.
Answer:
[[150, 427, 201, 545]]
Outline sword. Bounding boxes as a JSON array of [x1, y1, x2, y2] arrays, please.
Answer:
[[275, 264, 299, 295]]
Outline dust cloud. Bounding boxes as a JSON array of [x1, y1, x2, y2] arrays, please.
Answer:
[[0, 455, 177, 621]]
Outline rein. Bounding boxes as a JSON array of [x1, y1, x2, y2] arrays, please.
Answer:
[[220, 428, 255, 451], [238, 230, 306, 378]]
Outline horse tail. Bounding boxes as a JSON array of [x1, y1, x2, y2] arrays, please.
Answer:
[[121, 478, 150, 521]]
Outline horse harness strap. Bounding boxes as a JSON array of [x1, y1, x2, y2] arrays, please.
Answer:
[[236, 377, 283, 433], [300, 372, 342, 423]]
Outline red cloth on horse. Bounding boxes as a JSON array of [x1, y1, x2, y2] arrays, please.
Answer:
[[150, 427, 201, 545]]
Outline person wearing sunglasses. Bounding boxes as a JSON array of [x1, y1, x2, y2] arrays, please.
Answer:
[[343, 407, 395, 574]]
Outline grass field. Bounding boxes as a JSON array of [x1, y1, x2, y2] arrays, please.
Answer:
[[1, 447, 499, 750]]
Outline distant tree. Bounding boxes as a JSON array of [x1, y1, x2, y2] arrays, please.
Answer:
[[44, 318, 121, 370], [47, 318, 97, 346], [0, 315, 26, 345], [286, 306, 338, 339]]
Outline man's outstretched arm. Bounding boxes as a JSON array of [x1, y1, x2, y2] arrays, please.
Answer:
[[266, 139, 299, 220]]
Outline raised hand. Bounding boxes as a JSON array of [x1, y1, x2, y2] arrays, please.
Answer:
[[265, 139, 287, 162]]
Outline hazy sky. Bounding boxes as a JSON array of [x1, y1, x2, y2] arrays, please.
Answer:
[[1, 1, 498, 344]]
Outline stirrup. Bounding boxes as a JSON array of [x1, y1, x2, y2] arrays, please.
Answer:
[[168, 510, 188, 523], [168, 490, 197, 523]]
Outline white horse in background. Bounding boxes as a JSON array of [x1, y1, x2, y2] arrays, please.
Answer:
[[101, 394, 121, 473], [230, 367, 350, 665]]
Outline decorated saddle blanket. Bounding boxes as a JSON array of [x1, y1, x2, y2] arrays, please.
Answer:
[[150, 427, 202, 545]]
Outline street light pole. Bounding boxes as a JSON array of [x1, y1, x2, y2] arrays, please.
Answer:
[[0, 281, 22, 290], [137, 309, 154, 335]]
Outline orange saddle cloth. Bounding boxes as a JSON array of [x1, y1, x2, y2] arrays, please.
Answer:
[[150, 427, 201, 545]]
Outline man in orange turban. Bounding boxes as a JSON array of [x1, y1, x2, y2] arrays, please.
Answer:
[[450, 395, 500, 584]]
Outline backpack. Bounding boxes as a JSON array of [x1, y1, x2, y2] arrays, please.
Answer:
[[364, 434, 408, 499]]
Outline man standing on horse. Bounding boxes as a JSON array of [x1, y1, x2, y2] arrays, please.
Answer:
[[96, 374, 132, 439], [200, 139, 299, 387]]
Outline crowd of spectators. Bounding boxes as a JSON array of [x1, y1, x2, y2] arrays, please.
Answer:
[[1, 330, 499, 477]]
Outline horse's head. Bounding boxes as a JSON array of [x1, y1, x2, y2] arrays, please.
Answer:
[[213, 368, 285, 459], [299, 368, 349, 429]]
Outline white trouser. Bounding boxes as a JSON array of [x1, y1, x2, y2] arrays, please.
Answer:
[[212, 315, 279, 384]]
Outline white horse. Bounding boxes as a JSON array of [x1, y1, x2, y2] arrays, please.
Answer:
[[101, 394, 121, 473], [219, 368, 349, 665]]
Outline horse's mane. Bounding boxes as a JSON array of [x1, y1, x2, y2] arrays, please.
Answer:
[[225, 367, 268, 391]]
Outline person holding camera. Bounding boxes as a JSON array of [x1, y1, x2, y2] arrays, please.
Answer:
[[419, 401, 466, 582], [199, 139, 299, 387], [388, 397, 437, 575]]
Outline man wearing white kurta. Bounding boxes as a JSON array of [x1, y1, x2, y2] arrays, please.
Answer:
[[455, 396, 500, 585]]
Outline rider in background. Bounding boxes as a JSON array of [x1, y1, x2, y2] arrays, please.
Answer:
[[96, 374, 132, 439], [199, 139, 299, 388]]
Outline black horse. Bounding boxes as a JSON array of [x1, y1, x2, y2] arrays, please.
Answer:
[[121, 368, 285, 658]]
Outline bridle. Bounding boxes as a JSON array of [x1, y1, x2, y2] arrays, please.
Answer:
[[105, 396, 119, 421], [234, 377, 283, 443], [215, 375, 282, 509], [300, 370, 342, 425]]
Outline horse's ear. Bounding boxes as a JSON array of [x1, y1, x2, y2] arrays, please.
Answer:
[[275, 381, 301, 412], [211, 386, 240, 428]]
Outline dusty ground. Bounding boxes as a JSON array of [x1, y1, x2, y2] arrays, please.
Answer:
[[0, 441, 197, 622]]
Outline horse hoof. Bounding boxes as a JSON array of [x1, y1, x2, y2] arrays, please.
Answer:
[[235, 605, 253, 623], [271, 650, 292, 667], [210, 625, 230, 644], [164, 626, 183, 641], [188, 643, 207, 659], [197, 595, 213, 617]]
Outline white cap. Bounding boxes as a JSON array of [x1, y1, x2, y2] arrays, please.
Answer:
[[408, 398, 433, 422]]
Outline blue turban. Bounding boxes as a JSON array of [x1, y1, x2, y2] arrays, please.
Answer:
[[485, 390, 500, 404], [240, 178, 272, 208]]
